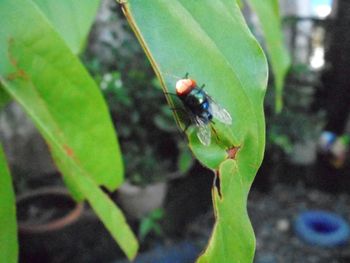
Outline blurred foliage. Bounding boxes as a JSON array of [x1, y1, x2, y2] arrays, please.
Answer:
[[265, 63, 325, 156], [0, 144, 18, 263], [247, 0, 291, 113], [139, 208, 165, 242], [0, 87, 10, 110]]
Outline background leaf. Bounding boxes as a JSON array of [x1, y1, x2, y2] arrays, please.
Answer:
[[247, 0, 291, 112], [121, 0, 267, 261], [0, 87, 10, 110], [0, 143, 18, 263], [0, 0, 123, 198], [0, 0, 138, 259], [32, 0, 101, 54]]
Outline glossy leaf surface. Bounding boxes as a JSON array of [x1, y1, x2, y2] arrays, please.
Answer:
[[121, 0, 268, 261], [0, 144, 18, 263]]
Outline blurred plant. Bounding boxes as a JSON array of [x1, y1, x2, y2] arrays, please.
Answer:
[[265, 64, 326, 156], [138, 208, 165, 242]]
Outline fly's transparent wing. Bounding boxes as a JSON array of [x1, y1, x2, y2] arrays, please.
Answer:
[[207, 96, 232, 125], [195, 116, 211, 146]]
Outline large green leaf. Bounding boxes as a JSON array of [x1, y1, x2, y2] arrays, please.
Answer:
[[32, 0, 101, 54], [0, 0, 123, 198], [0, 144, 18, 263], [121, 0, 267, 261], [247, 0, 291, 112], [0, 0, 96, 110], [0, 0, 138, 259]]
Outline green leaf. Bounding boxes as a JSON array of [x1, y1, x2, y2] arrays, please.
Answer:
[[121, 0, 267, 262], [0, 0, 138, 259], [198, 160, 255, 262], [247, 0, 291, 112], [177, 144, 194, 174], [139, 218, 154, 241], [139, 208, 164, 241], [0, 0, 123, 198], [0, 86, 11, 110], [0, 144, 18, 263], [32, 0, 101, 54]]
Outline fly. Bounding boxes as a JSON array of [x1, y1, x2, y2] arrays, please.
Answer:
[[173, 74, 232, 146]]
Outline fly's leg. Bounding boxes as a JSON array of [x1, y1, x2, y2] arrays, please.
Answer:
[[176, 116, 192, 140], [199, 84, 205, 91], [170, 107, 186, 113], [184, 123, 191, 133], [173, 108, 194, 137], [170, 107, 188, 123], [184, 72, 189, 79], [164, 92, 177, 97]]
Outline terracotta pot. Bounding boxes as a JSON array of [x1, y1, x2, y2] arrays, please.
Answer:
[[17, 187, 84, 234], [17, 187, 85, 262], [117, 181, 167, 220]]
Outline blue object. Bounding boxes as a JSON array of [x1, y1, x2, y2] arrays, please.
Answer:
[[319, 131, 337, 152], [114, 241, 200, 263], [294, 210, 350, 247]]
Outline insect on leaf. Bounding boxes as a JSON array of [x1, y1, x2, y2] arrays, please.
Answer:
[[120, 0, 268, 262]]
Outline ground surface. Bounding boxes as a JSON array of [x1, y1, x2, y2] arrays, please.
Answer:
[[189, 182, 350, 263], [19, 181, 350, 263]]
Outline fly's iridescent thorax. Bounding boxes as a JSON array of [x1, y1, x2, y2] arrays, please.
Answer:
[[185, 89, 212, 123], [188, 89, 208, 107], [188, 89, 206, 105]]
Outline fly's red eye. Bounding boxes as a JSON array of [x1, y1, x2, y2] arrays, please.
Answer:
[[176, 79, 194, 96]]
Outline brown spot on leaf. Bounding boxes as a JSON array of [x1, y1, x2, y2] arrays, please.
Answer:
[[6, 38, 29, 81], [63, 144, 74, 157], [6, 69, 28, 81], [227, 146, 240, 160]]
